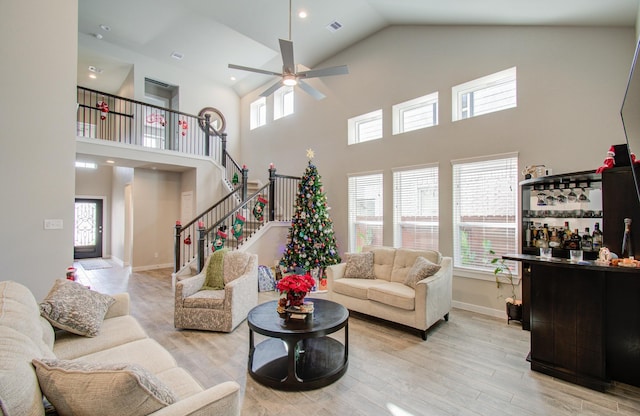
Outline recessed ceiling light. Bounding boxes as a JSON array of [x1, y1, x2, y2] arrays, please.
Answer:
[[93, 33, 103, 40], [170, 51, 184, 60], [88, 66, 103, 73], [99, 24, 111, 32], [89, 74, 97, 79], [106, 160, 115, 164], [298, 11, 308, 19], [230, 76, 236, 81]]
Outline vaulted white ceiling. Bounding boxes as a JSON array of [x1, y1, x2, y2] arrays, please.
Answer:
[[78, 0, 639, 97]]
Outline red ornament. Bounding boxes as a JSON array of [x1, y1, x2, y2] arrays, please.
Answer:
[[96, 100, 109, 120], [178, 119, 189, 136]]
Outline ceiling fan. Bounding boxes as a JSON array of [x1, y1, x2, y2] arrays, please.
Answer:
[[228, 0, 348, 100]]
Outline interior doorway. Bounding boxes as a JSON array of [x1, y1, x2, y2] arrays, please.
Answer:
[[74, 198, 103, 259]]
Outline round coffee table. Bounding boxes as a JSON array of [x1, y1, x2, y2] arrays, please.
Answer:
[[247, 298, 349, 390]]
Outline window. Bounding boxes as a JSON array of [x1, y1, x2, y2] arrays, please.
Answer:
[[452, 153, 518, 277], [75, 161, 97, 169], [274, 86, 294, 120], [392, 92, 438, 135], [348, 110, 383, 145], [348, 173, 383, 252], [452, 67, 517, 121], [393, 165, 439, 250], [250, 97, 267, 129]]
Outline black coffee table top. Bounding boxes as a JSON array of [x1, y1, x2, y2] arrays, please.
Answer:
[[247, 298, 348, 339]]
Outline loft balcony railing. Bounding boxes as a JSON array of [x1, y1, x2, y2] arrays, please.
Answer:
[[76, 86, 226, 161]]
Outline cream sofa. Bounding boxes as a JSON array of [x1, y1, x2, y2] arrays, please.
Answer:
[[326, 246, 452, 340], [0, 280, 241, 416]]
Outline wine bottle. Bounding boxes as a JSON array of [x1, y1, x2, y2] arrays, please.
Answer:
[[592, 222, 603, 251], [621, 218, 633, 259]]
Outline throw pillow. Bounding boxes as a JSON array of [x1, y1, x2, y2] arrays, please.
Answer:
[[32, 358, 177, 416], [404, 256, 441, 289], [203, 248, 227, 290], [39, 279, 115, 337], [344, 252, 375, 279]]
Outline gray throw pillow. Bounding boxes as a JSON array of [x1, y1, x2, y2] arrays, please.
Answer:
[[32, 358, 177, 416], [344, 252, 375, 279], [404, 256, 441, 288], [39, 279, 115, 337]]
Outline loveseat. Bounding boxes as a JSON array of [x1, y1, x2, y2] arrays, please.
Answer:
[[0, 280, 241, 416], [326, 246, 452, 340]]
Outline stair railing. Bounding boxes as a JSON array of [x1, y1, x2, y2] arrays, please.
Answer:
[[175, 170, 302, 273]]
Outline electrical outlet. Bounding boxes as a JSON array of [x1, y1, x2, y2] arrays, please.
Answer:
[[44, 219, 63, 230]]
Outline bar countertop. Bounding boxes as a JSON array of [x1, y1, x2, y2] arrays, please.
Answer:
[[502, 253, 640, 274]]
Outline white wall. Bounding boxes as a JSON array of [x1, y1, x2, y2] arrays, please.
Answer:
[[0, 0, 78, 300], [111, 166, 134, 264], [239, 25, 636, 314]]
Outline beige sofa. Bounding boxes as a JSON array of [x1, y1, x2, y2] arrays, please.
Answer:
[[0, 280, 241, 416], [326, 246, 452, 340]]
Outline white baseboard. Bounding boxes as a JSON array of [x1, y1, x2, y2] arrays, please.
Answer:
[[452, 300, 506, 319], [110, 256, 125, 267], [132, 263, 173, 272]]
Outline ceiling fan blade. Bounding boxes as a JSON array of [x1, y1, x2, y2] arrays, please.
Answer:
[[228, 63, 281, 77], [260, 80, 284, 97], [297, 80, 326, 100], [279, 39, 295, 74], [298, 65, 349, 79]]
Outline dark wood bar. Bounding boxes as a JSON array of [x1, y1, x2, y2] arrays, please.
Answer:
[[504, 253, 640, 391]]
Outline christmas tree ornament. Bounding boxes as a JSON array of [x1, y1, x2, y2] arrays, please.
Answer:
[[183, 235, 192, 245], [96, 100, 109, 120], [232, 172, 239, 186], [232, 214, 245, 241], [253, 196, 268, 222]]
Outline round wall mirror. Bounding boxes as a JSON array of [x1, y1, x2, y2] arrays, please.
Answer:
[[198, 107, 226, 135]]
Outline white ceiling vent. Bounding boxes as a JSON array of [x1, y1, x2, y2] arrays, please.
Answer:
[[326, 21, 343, 33]]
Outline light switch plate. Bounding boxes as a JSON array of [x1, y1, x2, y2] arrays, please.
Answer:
[[44, 219, 63, 230]]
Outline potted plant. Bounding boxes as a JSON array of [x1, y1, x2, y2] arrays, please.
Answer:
[[489, 250, 522, 324]]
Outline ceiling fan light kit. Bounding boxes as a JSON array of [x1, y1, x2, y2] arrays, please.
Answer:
[[228, 0, 348, 100]]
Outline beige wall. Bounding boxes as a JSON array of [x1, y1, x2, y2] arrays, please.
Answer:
[[111, 167, 134, 265], [132, 168, 181, 270], [239, 25, 636, 315], [0, 0, 78, 300]]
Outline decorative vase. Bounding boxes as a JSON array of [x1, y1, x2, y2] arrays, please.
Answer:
[[506, 301, 523, 324], [287, 291, 307, 307]]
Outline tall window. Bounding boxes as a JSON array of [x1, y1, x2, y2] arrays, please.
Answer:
[[393, 165, 439, 249], [452, 67, 517, 121], [274, 86, 294, 120], [348, 110, 383, 145], [250, 97, 267, 130], [348, 173, 383, 252], [392, 92, 438, 135], [452, 153, 518, 276]]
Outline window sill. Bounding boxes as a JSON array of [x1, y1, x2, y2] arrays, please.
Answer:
[[454, 266, 521, 284]]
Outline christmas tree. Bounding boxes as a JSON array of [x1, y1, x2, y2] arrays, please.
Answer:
[[280, 150, 341, 278]]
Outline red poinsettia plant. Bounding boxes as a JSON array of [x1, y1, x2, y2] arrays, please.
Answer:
[[277, 273, 316, 294]]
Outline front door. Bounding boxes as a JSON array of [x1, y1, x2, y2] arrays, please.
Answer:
[[74, 198, 103, 259]]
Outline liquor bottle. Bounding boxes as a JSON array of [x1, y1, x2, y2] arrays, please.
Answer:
[[621, 218, 633, 258], [525, 221, 532, 247], [592, 222, 603, 251], [567, 229, 581, 250], [563, 221, 572, 246], [581, 227, 593, 251], [549, 228, 561, 248]]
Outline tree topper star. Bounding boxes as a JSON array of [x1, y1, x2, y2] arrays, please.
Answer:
[[306, 149, 315, 160]]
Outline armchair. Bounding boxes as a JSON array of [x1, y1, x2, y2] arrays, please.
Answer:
[[175, 250, 258, 332]]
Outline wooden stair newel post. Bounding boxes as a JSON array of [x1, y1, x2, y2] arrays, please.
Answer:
[[269, 165, 276, 222], [174, 221, 182, 273], [197, 222, 206, 273]]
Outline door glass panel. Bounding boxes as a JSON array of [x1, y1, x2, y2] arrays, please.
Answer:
[[75, 202, 97, 246]]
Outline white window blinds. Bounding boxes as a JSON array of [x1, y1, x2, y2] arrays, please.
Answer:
[[348, 173, 384, 252], [452, 154, 518, 274], [393, 165, 439, 249]]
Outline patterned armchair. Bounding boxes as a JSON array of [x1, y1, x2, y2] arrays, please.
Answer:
[[174, 250, 258, 332]]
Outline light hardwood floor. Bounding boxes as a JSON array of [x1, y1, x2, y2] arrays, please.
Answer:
[[75, 260, 640, 415]]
